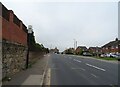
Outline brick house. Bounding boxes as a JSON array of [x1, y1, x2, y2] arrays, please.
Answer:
[[1, 3, 28, 46], [88, 47, 102, 53], [101, 38, 120, 54], [64, 48, 75, 54], [88, 47, 102, 56], [75, 46, 87, 55]]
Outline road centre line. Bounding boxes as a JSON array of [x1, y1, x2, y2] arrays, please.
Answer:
[[86, 63, 106, 72], [73, 59, 82, 63], [71, 67, 86, 71], [91, 73, 98, 78]]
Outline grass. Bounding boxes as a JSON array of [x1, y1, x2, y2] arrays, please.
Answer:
[[93, 56, 118, 61]]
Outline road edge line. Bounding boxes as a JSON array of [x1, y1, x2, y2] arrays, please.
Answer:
[[40, 54, 49, 86]]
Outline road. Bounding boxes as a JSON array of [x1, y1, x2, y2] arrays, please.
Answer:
[[47, 53, 118, 86]]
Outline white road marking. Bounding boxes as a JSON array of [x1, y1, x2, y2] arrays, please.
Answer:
[[71, 67, 86, 71], [86, 63, 106, 72], [44, 68, 51, 85], [91, 73, 98, 78], [77, 60, 82, 63], [73, 59, 82, 63]]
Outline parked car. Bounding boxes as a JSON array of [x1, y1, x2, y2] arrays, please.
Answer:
[[109, 54, 117, 58], [117, 53, 120, 58], [113, 53, 120, 58], [100, 54, 106, 57], [83, 52, 92, 56], [101, 53, 120, 58]]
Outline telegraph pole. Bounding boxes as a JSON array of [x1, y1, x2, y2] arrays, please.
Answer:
[[73, 39, 76, 50], [76, 41, 77, 49]]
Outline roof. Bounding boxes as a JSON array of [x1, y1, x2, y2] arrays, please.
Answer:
[[89, 47, 101, 49], [77, 46, 87, 49], [102, 40, 120, 48]]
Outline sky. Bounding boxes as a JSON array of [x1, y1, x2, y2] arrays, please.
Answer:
[[1, 0, 119, 52]]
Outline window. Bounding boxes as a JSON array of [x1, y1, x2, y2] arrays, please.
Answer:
[[116, 46, 118, 49], [111, 46, 114, 49]]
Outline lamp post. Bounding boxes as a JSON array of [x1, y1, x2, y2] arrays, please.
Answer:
[[26, 25, 33, 69], [118, 44, 120, 59]]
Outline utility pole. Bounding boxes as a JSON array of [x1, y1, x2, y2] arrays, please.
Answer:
[[76, 41, 77, 49], [73, 39, 78, 49], [73, 39, 76, 50], [50, 44, 52, 49]]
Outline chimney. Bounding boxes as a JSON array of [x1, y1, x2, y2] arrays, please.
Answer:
[[9, 10, 14, 22], [20, 20, 22, 29]]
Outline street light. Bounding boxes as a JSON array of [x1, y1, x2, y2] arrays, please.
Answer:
[[26, 25, 33, 69]]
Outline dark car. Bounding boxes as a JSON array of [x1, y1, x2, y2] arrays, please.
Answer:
[[82, 52, 92, 56]]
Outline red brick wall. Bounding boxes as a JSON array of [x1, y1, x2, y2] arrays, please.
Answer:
[[2, 10, 27, 46], [0, 17, 2, 40], [102, 47, 118, 54]]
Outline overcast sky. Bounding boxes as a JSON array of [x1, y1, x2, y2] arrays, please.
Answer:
[[1, 0, 119, 51]]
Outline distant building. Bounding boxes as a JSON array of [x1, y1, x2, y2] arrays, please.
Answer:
[[75, 46, 87, 55], [101, 38, 120, 54], [64, 48, 74, 54], [50, 47, 59, 53], [88, 47, 102, 53], [88, 47, 102, 56]]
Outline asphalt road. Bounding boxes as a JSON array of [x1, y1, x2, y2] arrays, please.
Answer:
[[48, 53, 118, 86]]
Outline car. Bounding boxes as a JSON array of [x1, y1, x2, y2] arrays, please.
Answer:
[[113, 53, 120, 58], [83, 52, 92, 56], [110, 54, 117, 58], [100, 54, 106, 57], [117, 54, 120, 58], [106, 53, 111, 57]]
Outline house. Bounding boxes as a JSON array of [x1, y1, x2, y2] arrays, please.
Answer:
[[88, 47, 102, 56], [101, 38, 120, 54], [75, 46, 87, 55], [88, 47, 102, 53], [64, 48, 75, 54], [50, 47, 59, 53]]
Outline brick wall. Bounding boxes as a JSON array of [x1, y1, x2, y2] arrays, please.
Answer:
[[2, 4, 27, 46], [0, 3, 2, 85]]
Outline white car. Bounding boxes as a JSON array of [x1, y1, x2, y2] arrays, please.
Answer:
[[100, 54, 105, 57]]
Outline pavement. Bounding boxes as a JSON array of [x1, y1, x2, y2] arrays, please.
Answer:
[[48, 54, 118, 86], [2, 54, 50, 86]]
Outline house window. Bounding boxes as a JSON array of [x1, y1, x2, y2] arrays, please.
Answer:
[[111, 46, 114, 49]]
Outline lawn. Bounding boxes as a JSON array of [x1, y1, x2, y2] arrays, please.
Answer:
[[94, 57, 118, 61]]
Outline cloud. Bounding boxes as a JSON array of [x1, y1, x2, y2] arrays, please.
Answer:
[[1, 1, 118, 51]]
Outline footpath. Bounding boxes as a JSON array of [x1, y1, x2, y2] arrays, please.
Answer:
[[2, 53, 50, 87]]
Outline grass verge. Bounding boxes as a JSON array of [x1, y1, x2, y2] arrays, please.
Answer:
[[93, 57, 118, 61]]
